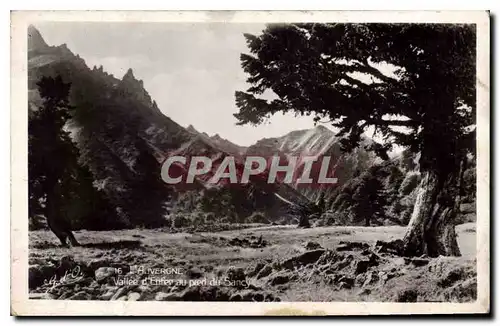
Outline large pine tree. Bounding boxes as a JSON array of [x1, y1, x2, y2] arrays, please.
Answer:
[[234, 23, 476, 257], [29, 76, 117, 244]]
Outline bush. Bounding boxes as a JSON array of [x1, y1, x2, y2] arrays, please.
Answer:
[[320, 211, 350, 226], [29, 214, 47, 231], [298, 214, 310, 228], [397, 189, 418, 225], [401, 207, 414, 225], [190, 212, 206, 227], [399, 172, 420, 196], [321, 212, 337, 226], [218, 216, 233, 224], [312, 219, 325, 227], [462, 167, 476, 201], [388, 200, 403, 217], [171, 214, 190, 228], [247, 212, 269, 224], [204, 212, 216, 223]]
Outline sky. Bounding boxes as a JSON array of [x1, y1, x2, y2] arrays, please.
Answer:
[[36, 22, 328, 146]]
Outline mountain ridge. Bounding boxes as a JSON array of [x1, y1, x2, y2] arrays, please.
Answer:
[[27, 26, 310, 227]]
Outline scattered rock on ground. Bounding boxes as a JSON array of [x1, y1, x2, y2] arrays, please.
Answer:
[[304, 241, 322, 250], [186, 267, 204, 279], [100, 291, 115, 300], [282, 249, 325, 270], [374, 240, 403, 255], [247, 262, 266, 278], [227, 266, 246, 283], [111, 287, 129, 301], [228, 235, 268, 248], [155, 292, 180, 301], [178, 286, 231, 301], [405, 257, 430, 267], [442, 278, 477, 302], [28, 225, 476, 303], [95, 267, 116, 284], [256, 264, 273, 279], [337, 241, 370, 252], [29, 264, 57, 289], [396, 289, 419, 302], [438, 268, 468, 287], [68, 291, 92, 300], [127, 292, 141, 301], [268, 273, 291, 286]]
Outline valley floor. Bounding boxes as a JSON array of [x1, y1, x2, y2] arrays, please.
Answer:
[[28, 223, 477, 302]]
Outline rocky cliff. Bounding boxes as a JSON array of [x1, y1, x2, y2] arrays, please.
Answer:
[[28, 26, 308, 228]]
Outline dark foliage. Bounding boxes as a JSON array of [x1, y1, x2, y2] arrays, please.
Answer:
[[234, 23, 476, 255], [235, 23, 475, 175], [28, 76, 117, 233], [352, 168, 387, 226]]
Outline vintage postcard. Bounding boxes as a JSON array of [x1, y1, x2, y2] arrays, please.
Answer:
[[11, 11, 490, 316]]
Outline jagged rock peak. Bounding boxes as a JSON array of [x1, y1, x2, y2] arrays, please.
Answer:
[[186, 124, 198, 133], [54, 43, 77, 58], [28, 25, 49, 51], [122, 68, 136, 81], [92, 65, 104, 72], [122, 68, 145, 89]]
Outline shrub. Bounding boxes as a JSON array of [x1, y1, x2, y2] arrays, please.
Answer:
[[218, 216, 233, 224], [29, 214, 47, 231], [320, 211, 350, 226], [312, 219, 325, 227], [401, 207, 413, 225], [204, 212, 216, 223], [399, 172, 420, 196], [171, 214, 190, 228], [190, 211, 206, 227], [320, 212, 337, 226], [247, 212, 269, 224]]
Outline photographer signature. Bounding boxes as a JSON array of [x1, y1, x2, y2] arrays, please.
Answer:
[[44, 265, 86, 293]]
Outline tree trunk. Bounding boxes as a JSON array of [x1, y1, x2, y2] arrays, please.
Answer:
[[402, 167, 462, 257], [45, 180, 79, 247], [45, 184, 68, 246]]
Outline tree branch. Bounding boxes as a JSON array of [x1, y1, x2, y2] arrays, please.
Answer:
[[335, 60, 399, 87], [367, 118, 418, 127], [355, 59, 399, 86], [342, 75, 372, 92]]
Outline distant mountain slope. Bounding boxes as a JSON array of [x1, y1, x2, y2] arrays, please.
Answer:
[[182, 120, 379, 208], [185, 124, 247, 157], [28, 26, 307, 227], [245, 125, 376, 202], [247, 125, 336, 156], [29, 26, 191, 227]]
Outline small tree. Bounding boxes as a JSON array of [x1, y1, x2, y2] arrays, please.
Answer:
[[316, 192, 327, 214], [124, 142, 170, 228], [352, 172, 387, 226]]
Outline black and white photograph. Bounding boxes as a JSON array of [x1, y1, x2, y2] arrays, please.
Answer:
[[10, 11, 489, 315]]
